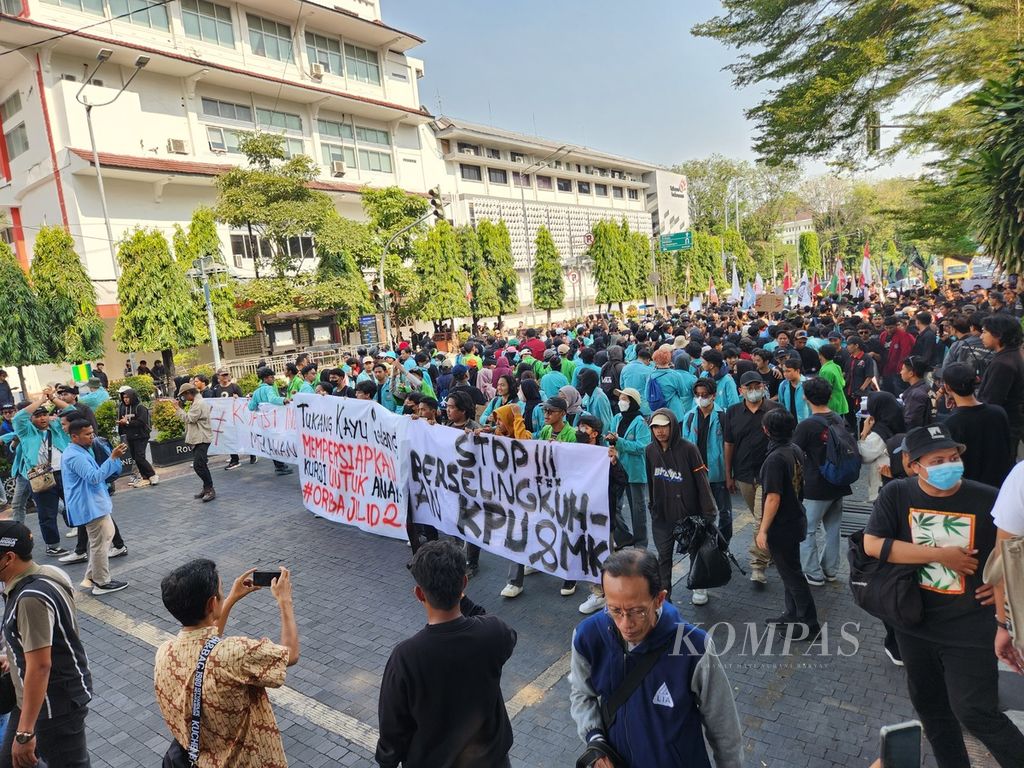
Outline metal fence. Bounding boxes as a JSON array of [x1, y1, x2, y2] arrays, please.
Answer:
[[222, 347, 353, 381]]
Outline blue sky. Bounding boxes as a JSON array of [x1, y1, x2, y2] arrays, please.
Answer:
[[385, 0, 926, 177]]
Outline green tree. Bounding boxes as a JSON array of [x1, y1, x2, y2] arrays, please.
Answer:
[[214, 132, 335, 277], [478, 219, 519, 326], [0, 242, 47, 395], [457, 226, 500, 328], [722, 229, 755, 282], [414, 221, 469, 328], [686, 232, 726, 297], [590, 220, 627, 311], [172, 207, 251, 345], [361, 187, 430, 327], [798, 232, 822, 278], [627, 228, 653, 302], [674, 155, 751, 233], [29, 226, 104, 362], [308, 213, 375, 329], [114, 228, 199, 380], [531, 226, 564, 324]]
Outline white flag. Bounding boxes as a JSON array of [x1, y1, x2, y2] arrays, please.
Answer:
[[796, 270, 811, 307], [730, 262, 741, 302], [754, 273, 764, 295]]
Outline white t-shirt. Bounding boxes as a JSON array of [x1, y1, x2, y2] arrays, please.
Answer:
[[991, 461, 1024, 536]]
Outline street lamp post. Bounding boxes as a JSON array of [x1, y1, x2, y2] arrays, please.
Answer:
[[187, 255, 226, 371], [378, 208, 437, 347]]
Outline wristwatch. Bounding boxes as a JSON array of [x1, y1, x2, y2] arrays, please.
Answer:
[[997, 620, 1011, 631], [14, 731, 34, 744]]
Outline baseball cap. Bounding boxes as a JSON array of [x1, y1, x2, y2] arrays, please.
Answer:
[[452, 364, 469, 378], [540, 396, 568, 412], [216, 368, 230, 376], [739, 371, 764, 386], [794, 330, 808, 339], [0, 521, 33, 559], [614, 387, 642, 406], [650, 412, 673, 427], [543, 348, 557, 360], [31, 406, 49, 416], [0, 403, 14, 411], [901, 424, 965, 462]]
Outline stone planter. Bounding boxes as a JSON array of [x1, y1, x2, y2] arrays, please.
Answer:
[[149, 438, 194, 467]]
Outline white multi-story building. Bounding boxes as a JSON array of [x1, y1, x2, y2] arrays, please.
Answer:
[[775, 212, 815, 247]]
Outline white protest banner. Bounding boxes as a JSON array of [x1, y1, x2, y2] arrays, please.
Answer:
[[207, 397, 300, 463], [294, 393, 407, 540], [406, 420, 611, 582]]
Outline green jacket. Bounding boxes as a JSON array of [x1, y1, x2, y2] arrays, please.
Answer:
[[818, 360, 849, 415], [537, 422, 577, 442]]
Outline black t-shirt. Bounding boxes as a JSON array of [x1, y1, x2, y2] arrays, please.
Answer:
[[759, 442, 807, 542], [723, 400, 780, 483], [451, 382, 487, 407], [792, 413, 853, 500], [209, 383, 243, 399], [796, 346, 820, 375], [866, 477, 997, 648], [755, 367, 782, 399], [944, 403, 1015, 488]]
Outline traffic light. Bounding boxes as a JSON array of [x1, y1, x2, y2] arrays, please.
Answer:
[[428, 186, 445, 222], [866, 110, 881, 155]]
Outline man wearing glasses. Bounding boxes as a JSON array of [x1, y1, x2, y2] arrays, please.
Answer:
[[568, 549, 742, 768]]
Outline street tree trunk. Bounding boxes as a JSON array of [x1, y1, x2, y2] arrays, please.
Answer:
[[15, 366, 27, 400]]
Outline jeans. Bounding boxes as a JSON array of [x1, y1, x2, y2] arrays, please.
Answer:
[[32, 472, 63, 546], [738, 481, 769, 569], [896, 630, 1024, 768], [126, 437, 154, 479], [192, 442, 212, 490], [800, 497, 844, 581], [11, 475, 30, 524], [710, 482, 732, 543], [767, 531, 818, 624], [613, 483, 648, 548], [1, 705, 91, 767]]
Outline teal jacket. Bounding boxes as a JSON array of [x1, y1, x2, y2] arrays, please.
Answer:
[[8, 409, 70, 479], [539, 371, 569, 399], [570, 362, 602, 388], [702, 369, 740, 411], [680, 405, 726, 483], [610, 412, 650, 483], [646, 368, 694, 422], [579, 388, 614, 435], [619, 362, 653, 413], [777, 378, 811, 422], [78, 388, 110, 411], [249, 382, 286, 410], [481, 395, 515, 425]]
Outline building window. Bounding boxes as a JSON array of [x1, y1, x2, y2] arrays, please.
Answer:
[[201, 97, 253, 123], [0, 92, 21, 122], [109, 0, 169, 29], [41, 0, 103, 13], [317, 117, 354, 141], [486, 148, 501, 159], [181, 0, 234, 47], [4, 123, 28, 160], [457, 142, 480, 156], [305, 32, 342, 74], [488, 168, 508, 185], [206, 126, 244, 153], [355, 126, 389, 146], [1, 0, 24, 11], [612, 186, 624, 199], [536, 175, 552, 190], [595, 183, 608, 197], [344, 43, 380, 84], [578, 181, 591, 194], [556, 178, 572, 192], [628, 189, 639, 200], [512, 172, 530, 188], [321, 142, 355, 168], [247, 14, 293, 62], [282, 138, 305, 158], [256, 107, 302, 133], [230, 233, 271, 264], [358, 148, 392, 173], [510, 151, 525, 164], [460, 164, 482, 182]]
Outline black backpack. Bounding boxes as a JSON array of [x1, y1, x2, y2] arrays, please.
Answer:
[[958, 342, 994, 379], [599, 360, 624, 397]]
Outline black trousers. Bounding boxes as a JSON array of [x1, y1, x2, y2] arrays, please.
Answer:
[[126, 437, 154, 479], [75, 518, 125, 555], [767, 532, 818, 623], [651, 516, 677, 600], [1, 705, 90, 767], [896, 630, 1024, 768], [192, 442, 213, 490]]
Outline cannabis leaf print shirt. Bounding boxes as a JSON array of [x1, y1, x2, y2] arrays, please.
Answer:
[[867, 477, 998, 648]]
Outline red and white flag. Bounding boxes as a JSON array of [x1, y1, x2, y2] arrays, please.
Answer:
[[860, 242, 873, 298], [783, 260, 793, 292]]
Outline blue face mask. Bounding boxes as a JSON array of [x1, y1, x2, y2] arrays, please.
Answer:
[[922, 461, 964, 490]]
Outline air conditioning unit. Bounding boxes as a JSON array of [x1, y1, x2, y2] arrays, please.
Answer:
[[310, 62, 325, 79], [332, 160, 347, 177], [461, 148, 476, 155], [166, 138, 188, 155]]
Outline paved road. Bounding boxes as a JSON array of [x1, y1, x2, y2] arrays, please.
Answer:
[[41, 460, 1004, 767]]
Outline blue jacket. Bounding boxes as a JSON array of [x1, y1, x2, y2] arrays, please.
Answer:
[[540, 371, 569, 399], [702, 369, 740, 411], [610, 412, 650, 483], [61, 442, 121, 526], [570, 601, 742, 768], [619, 362, 653, 412], [646, 368, 693, 422], [249, 382, 286, 410], [571, 362, 602, 388], [8, 410, 70, 479], [680, 405, 726, 483], [777, 377, 811, 422]]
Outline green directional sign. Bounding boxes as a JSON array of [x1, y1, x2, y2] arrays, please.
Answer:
[[660, 231, 693, 252]]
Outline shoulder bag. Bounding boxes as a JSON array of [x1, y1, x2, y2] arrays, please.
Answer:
[[575, 641, 673, 768], [848, 530, 924, 630], [28, 432, 56, 493], [163, 635, 221, 768]]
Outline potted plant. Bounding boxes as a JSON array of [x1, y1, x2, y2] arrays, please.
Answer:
[[94, 400, 135, 477], [148, 399, 193, 467]]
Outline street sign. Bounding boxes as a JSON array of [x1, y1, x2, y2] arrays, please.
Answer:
[[358, 314, 380, 346], [567, 270, 580, 284], [584, 232, 594, 246], [650, 272, 661, 285], [659, 231, 693, 252]]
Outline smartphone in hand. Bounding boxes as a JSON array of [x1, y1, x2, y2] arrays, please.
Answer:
[[880, 721, 922, 768], [252, 570, 282, 588]]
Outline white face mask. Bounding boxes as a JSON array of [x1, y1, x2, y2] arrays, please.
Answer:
[[696, 396, 714, 408], [744, 389, 765, 403], [618, 399, 631, 412]]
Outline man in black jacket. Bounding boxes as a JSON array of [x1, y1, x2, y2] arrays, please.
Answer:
[[376, 540, 516, 768], [979, 313, 1024, 453]]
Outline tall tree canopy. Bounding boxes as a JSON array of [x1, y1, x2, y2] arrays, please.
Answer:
[[477, 220, 519, 325], [0, 241, 47, 395], [415, 221, 469, 326], [531, 226, 564, 324], [457, 225, 501, 327]]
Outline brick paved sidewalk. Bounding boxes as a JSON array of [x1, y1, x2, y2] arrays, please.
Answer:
[[50, 461, 1005, 767]]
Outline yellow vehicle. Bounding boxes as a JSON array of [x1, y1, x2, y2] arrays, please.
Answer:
[[943, 258, 972, 281]]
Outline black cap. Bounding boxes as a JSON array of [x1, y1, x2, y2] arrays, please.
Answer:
[[739, 371, 764, 386], [901, 424, 965, 462], [540, 396, 568, 412], [0, 521, 34, 559]]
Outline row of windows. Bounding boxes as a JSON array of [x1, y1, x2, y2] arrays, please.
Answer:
[[454, 141, 635, 181], [43, 0, 169, 29], [4, 123, 28, 160], [0, 92, 22, 123], [460, 164, 638, 199], [229, 234, 314, 269]]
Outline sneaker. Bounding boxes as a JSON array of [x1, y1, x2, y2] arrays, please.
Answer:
[[108, 546, 128, 559], [884, 645, 905, 667], [224, 461, 241, 471], [194, 489, 208, 499], [79, 577, 93, 590], [560, 582, 577, 597], [91, 580, 129, 596], [750, 568, 767, 585], [149, 475, 160, 486], [201, 489, 216, 503], [133, 479, 151, 488], [806, 575, 825, 587], [691, 589, 709, 606], [45, 546, 69, 557], [65, 527, 78, 538], [579, 593, 606, 614], [500, 583, 523, 598], [59, 551, 88, 564], [249, 456, 258, 465], [524, 566, 538, 576]]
